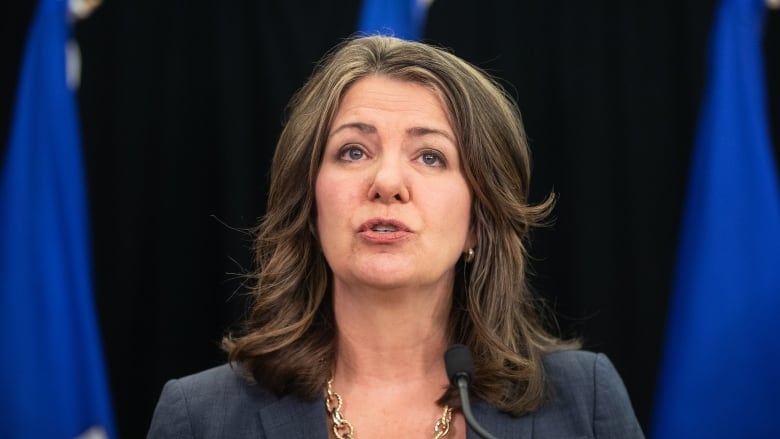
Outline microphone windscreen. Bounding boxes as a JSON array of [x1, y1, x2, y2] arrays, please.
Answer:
[[445, 344, 475, 384]]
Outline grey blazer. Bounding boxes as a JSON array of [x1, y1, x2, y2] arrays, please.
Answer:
[[147, 350, 644, 438]]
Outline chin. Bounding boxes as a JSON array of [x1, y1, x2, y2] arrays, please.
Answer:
[[353, 266, 417, 288], [354, 265, 451, 292]]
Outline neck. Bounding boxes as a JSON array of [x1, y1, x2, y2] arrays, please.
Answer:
[[326, 280, 466, 439], [331, 280, 453, 388]]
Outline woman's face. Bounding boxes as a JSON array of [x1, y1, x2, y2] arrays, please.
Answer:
[[315, 75, 475, 293]]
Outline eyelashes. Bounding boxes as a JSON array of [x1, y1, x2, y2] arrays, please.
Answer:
[[418, 150, 447, 168], [338, 144, 367, 161]]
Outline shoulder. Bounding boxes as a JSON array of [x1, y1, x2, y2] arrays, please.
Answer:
[[534, 350, 645, 438], [543, 350, 620, 390], [146, 364, 277, 438], [169, 363, 265, 401]]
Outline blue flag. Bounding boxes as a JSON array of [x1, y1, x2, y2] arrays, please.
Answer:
[[652, 0, 780, 437], [358, 0, 428, 41], [0, 0, 117, 437]]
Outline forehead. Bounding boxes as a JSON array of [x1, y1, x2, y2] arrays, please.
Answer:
[[330, 75, 454, 131]]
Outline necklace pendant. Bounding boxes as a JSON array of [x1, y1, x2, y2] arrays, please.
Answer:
[[433, 406, 453, 439]]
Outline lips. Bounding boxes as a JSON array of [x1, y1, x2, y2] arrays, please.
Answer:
[[359, 218, 411, 233], [358, 218, 411, 242]]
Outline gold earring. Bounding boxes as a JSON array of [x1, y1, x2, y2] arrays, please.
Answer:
[[464, 248, 475, 263]]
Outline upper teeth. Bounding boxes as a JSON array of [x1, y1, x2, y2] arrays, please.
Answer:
[[372, 225, 398, 232]]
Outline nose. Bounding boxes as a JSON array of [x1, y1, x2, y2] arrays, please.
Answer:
[[368, 155, 410, 203]]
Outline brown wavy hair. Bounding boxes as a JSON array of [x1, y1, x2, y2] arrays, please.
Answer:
[[223, 35, 578, 416]]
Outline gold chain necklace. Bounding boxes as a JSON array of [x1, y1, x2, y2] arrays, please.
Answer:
[[324, 379, 453, 439]]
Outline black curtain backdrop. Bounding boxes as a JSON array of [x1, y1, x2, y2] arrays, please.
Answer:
[[2, 1, 779, 437]]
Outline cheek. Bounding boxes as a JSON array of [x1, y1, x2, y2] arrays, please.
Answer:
[[431, 185, 473, 236], [315, 173, 354, 236]]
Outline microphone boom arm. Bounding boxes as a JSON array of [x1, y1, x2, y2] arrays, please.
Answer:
[[455, 376, 499, 439], [445, 344, 501, 439]]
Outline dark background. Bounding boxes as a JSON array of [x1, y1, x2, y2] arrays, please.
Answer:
[[2, 1, 779, 437]]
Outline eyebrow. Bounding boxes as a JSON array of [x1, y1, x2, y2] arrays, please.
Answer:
[[329, 122, 376, 137], [406, 126, 455, 144], [329, 122, 455, 144]]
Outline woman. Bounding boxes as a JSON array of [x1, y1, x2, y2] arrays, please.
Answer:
[[148, 36, 643, 438]]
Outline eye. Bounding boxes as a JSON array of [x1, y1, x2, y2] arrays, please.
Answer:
[[338, 145, 366, 161], [418, 150, 446, 168]]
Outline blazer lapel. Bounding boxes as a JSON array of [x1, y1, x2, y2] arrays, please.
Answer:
[[258, 393, 330, 439], [468, 400, 533, 439]]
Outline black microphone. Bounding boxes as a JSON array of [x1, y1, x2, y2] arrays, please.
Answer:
[[444, 344, 499, 439]]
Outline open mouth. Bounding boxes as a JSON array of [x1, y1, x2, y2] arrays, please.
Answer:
[[361, 218, 409, 234], [371, 224, 399, 232]]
